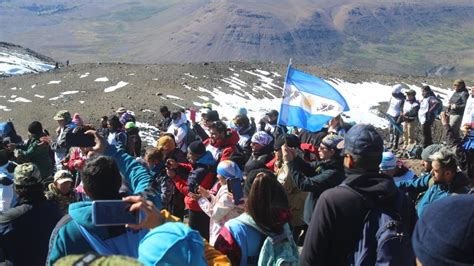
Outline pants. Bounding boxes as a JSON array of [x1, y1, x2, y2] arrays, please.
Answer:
[[189, 210, 210, 240], [449, 114, 462, 141], [403, 121, 416, 146], [421, 121, 433, 148], [388, 115, 401, 149]]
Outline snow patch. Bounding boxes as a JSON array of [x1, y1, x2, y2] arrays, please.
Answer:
[[49, 95, 64, 101], [79, 73, 90, 78], [104, 81, 129, 93], [48, 80, 61, 84], [184, 73, 197, 79], [95, 77, 109, 82], [34, 94, 45, 98], [166, 95, 183, 100], [0, 106, 11, 111], [0, 51, 54, 76], [198, 96, 210, 101], [136, 122, 160, 147], [8, 97, 31, 103], [61, 91, 79, 95], [255, 69, 270, 76], [79, 101, 85, 104], [31, 84, 36, 88], [10, 87, 17, 91]]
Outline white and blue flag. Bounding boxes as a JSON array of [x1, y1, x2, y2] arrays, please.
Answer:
[[278, 66, 349, 132]]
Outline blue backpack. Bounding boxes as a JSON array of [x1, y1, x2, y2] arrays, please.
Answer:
[[235, 213, 299, 266], [341, 184, 415, 266]]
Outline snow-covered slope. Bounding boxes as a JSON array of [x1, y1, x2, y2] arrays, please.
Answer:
[[0, 43, 55, 77]]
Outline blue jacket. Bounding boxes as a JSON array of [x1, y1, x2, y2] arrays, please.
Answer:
[[397, 171, 469, 217], [47, 145, 155, 265]]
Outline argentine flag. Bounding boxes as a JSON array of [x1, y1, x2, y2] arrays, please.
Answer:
[[278, 66, 349, 132]]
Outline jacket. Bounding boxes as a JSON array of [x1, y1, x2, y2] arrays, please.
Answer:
[[397, 171, 469, 217], [45, 183, 77, 214], [288, 157, 345, 224], [0, 196, 62, 266], [172, 151, 217, 211], [47, 144, 155, 265], [276, 163, 307, 227], [204, 129, 240, 163], [386, 93, 405, 118], [198, 184, 244, 245], [51, 123, 76, 159], [402, 99, 420, 122], [300, 169, 417, 266], [15, 135, 54, 180], [418, 95, 440, 124], [448, 88, 469, 115], [244, 144, 274, 171]]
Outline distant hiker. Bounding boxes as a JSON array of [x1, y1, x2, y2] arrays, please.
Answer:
[[66, 60, 69, 67], [401, 89, 419, 147], [418, 86, 441, 148], [158, 106, 172, 132], [448, 79, 469, 140], [55, 62, 59, 69], [386, 84, 405, 150]]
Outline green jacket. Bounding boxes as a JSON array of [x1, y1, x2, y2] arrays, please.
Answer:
[[15, 136, 53, 180]]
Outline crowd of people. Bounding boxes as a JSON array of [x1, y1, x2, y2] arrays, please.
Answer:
[[0, 80, 472, 266]]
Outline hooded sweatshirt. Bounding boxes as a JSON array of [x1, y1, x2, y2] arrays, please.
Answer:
[[47, 144, 155, 265], [300, 169, 417, 266]]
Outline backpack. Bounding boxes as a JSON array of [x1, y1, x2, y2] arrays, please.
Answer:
[[433, 95, 443, 118], [235, 213, 299, 266], [341, 184, 415, 266]]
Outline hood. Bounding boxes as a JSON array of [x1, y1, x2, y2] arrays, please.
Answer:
[[224, 129, 240, 146], [126, 127, 140, 135], [171, 113, 187, 127], [209, 128, 240, 148], [447, 172, 470, 192], [238, 125, 255, 136], [69, 201, 95, 229], [343, 169, 398, 205], [392, 93, 406, 100], [196, 151, 217, 167]]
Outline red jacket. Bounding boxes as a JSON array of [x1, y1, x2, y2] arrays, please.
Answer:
[[203, 129, 240, 162], [172, 161, 216, 211]]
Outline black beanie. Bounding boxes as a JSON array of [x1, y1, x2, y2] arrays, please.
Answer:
[[188, 141, 206, 155], [28, 121, 43, 136]]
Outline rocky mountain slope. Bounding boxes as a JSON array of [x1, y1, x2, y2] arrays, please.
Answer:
[[2, 0, 474, 78]]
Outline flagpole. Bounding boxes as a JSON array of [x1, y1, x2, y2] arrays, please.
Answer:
[[277, 58, 292, 127]]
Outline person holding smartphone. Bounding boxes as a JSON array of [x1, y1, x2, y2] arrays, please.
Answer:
[[196, 160, 245, 245]]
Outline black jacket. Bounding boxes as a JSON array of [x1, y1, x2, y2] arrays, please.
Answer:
[[288, 157, 345, 224], [448, 88, 469, 115], [0, 196, 63, 265], [300, 169, 417, 266]]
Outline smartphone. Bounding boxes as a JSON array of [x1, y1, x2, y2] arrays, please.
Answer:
[[92, 200, 140, 226], [227, 178, 243, 205], [65, 131, 95, 147]]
